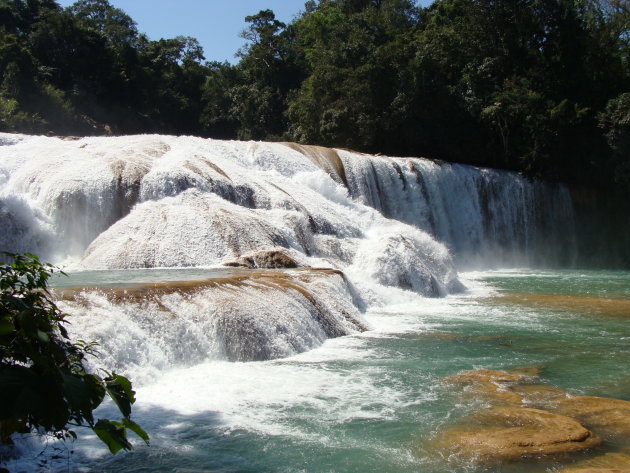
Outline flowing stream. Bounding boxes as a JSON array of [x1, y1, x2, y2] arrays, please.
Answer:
[[0, 134, 626, 472]]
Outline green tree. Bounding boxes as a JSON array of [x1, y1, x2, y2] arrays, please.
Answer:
[[68, 0, 138, 46], [228, 9, 304, 140], [136, 35, 207, 134], [199, 61, 241, 139], [0, 253, 148, 458], [287, 0, 417, 151], [599, 92, 630, 190]]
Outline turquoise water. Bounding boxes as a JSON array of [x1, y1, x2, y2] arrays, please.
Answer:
[[12, 269, 630, 472], [50, 267, 241, 288]]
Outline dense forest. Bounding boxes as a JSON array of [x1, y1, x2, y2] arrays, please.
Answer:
[[0, 0, 628, 192]]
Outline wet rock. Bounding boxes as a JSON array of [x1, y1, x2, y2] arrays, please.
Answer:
[[509, 384, 569, 405], [550, 396, 630, 438], [507, 366, 545, 378], [559, 452, 630, 472], [448, 369, 530, 386], [446, 369, 537, 406], [223, 250, 301, 269], [446, 368, 569, 407], [437, 407, 601, 462]]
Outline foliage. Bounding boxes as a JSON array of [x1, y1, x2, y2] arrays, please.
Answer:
[[599, 92, 630, 190], [0, 253, 148, 455]]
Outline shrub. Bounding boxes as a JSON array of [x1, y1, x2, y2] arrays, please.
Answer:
[[0, 253, 148, 456]]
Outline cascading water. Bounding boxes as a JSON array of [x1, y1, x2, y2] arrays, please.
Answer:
[[0, 133, 576, 363], [2, 134, 609, 473], [0, 134, 575, 270], [339, 150, 576, 268], [55, 269, 366, 377]]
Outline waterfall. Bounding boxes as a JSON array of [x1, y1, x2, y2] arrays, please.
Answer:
[[0, 133, 576, 362], [55, 269, 366, 377], [338, 151, 576, 268]]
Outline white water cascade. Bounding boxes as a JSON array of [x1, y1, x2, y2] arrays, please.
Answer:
[[0, 133, 576, 364]]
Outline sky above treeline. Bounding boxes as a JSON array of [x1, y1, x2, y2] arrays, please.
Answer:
[[56, 0, 434, 64]]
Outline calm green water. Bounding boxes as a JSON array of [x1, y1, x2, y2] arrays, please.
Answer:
[[14, 269, 630, 473], [50, 267, 241, 288]]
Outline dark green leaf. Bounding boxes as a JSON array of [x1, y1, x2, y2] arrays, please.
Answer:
[[93, 419, 131, 454], [0, 317, 14, 335], [105, 375, 135, 418], [17, 309, 38, 336], [122, 418, 150, 445], [37, 329, 50, 343]]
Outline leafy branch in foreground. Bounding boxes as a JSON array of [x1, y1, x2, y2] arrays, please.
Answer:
[[0, 253, 148, 457]]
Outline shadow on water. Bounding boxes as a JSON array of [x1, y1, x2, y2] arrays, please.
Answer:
[[9, 406, 268, 473]]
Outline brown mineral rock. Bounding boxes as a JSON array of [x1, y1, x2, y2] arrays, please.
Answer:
[[446, 368, 572, 408], [448, 369, 528, 385], [509, 384, 569, 405], [437, 407, 601, 462], [223, 250, 301, 269], [506, 366, 545, 378], [551, 396, 630, 438], [559, 452, 630, 472]]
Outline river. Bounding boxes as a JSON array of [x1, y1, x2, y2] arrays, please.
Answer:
[[5, 268, 627, 473], [1, 134, 627, 472]]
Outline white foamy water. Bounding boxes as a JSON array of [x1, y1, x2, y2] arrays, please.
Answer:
[[0, 134, 589, 473], [11, 269, 626, 473], [0, 134, 575, 277], [0, 134, 465, 296]]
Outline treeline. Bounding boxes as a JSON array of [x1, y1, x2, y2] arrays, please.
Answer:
[[1, 0, 628, 190]]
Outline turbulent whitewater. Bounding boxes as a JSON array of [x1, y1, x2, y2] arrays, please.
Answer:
[[0, 134, 574, 269], [0, 133, 575, 362]]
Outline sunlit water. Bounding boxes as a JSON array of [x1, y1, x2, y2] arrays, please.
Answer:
[[6, 268, 630, 473]]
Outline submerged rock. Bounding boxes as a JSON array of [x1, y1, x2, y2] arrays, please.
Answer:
[[445, 368, 568, 407], [436, 407, 600, 462], [559, 452, 630, 472], [447, 368, 532, 386], [223, 250, 301, 269], [446, 369, 525, 405]]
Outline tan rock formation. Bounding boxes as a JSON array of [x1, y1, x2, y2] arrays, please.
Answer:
[[437, 368, 630, 469], [445, 368, 566, 406], [437, 407, 601, 462], [551, 396, 630, 438], [510, 384, 569, 405], [223, 250, 301, 269], [448, 369, 528, 386], [559, 452, 630, 472]]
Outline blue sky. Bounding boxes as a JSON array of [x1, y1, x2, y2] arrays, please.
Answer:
[[56, 1, 434, 64]]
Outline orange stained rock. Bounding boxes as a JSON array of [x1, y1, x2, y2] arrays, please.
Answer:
[[53, 267, 346, 306], [446, 369, 543, 406], [280, 142, 348, 187], [509, 384, 569, 405], [550, 396, 630, 437], [492, 292, 630, 318], [447, 369, 529, 386], [559, 452, 630, 472], [437, 407, 601, 462]]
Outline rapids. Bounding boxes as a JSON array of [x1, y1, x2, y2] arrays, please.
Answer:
[[0, 133, 578, 360], [0, 134, 574, 274], [0, 134, 598, 473]]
